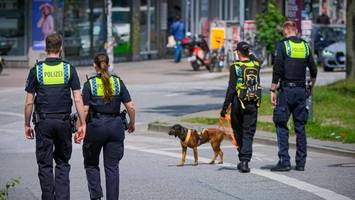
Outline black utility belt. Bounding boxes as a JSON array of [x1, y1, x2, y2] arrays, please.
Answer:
[[281, 82, 306, 88], [39, 113, 70, 120], [93, 112, 119, 118]]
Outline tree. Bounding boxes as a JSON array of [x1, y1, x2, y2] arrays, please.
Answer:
[[346, 0, 355, 79], [255, 0, 285, 56]]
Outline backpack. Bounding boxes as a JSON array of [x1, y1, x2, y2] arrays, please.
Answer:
[[234, 60, 262, 108]]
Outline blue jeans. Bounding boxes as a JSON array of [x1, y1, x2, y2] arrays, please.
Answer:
[[273, 86, 308, 167], [174, 41, 182, 63]]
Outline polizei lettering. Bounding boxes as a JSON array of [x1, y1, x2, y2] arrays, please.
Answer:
[[44, 71, 64, 77]]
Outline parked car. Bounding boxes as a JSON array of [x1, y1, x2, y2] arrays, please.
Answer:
[[0, 36, 12, 55], [312, 24, 345, 61], [320, 41, 346, 72]]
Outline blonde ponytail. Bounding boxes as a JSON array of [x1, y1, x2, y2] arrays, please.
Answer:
[[94, 53, 113, 102]]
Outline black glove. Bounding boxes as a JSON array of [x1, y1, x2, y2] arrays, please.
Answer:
[[220, 110, 227, 118]]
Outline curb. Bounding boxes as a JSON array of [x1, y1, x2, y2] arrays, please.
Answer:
[[147, 121, 355, 158]]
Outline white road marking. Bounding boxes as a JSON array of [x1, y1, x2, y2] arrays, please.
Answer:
[[166, 93, 180, 97], [125, 144, 352, 200], [0, 111, 24, 118]]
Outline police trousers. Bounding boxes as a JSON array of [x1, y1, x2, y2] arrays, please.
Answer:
[[230, 98, 258, 162], [273, 86, 308, 167], [34, 118, 72, 200], [83, 116, 125, 200]]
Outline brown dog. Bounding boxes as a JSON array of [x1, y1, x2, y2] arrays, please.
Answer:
[[168, 124, 226, 166]]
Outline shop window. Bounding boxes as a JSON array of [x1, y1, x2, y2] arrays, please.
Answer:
[[112, 0, 131, 56], [0, 0, 25, 56]]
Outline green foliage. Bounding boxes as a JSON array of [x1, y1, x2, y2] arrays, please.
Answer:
[[181, 117, 218, 125], [255, 0, 286, 54], [258, 79, 355, 143], [0, 178, 20, 200]]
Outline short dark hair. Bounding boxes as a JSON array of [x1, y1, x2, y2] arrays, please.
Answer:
[[45, 33, 62, 54]]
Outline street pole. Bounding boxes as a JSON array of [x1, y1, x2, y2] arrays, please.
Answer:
[[239, 0, 245, 40], [106, 0, 114, 72]]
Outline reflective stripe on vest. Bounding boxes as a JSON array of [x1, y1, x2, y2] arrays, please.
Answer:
[[89, 76, 121, 97], [36, 62, 70, 85], [284, 40, 309, 59], [234, 60, 259, 89]]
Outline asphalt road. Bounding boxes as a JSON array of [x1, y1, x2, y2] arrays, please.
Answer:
[[0, 60, 353, 200]]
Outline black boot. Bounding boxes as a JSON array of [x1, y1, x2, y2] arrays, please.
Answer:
[[238, 161, 250, 173], [270, 162, 291, 172]]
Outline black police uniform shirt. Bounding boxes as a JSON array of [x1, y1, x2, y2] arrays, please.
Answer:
[[272, 36, 317, 84], [25, 57, 81, 112], [82, 76, 131, 113]]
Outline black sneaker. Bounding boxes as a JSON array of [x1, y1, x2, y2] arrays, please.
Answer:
[[239, 161, 250, 173], [270, 162, 291, 172], [294, 166, 305, 171]]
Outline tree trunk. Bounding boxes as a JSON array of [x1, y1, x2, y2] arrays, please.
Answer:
[[346, 0, 355, 79]]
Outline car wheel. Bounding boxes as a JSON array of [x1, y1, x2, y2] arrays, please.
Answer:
[[323, 65, 333, 72], [191, 61, 200, 71]]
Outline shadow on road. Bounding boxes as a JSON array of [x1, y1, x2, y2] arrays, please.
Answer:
[[144, 103, 221, 116]]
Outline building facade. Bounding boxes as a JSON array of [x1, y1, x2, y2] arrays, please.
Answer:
[[0, 0, 346, 67]]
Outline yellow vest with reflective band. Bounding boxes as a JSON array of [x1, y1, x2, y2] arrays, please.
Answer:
[[36, 62, 70, 85], [89, 76, 121, 97], [284, 40, 309, 59]]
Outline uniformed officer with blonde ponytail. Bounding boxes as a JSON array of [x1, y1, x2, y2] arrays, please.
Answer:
[[78, 53, 135, 200]]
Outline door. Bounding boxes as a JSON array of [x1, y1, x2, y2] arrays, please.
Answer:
[[140, 0, 158, 56]]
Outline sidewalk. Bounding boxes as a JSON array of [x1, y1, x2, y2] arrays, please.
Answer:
[[147, 109, 355, 158]]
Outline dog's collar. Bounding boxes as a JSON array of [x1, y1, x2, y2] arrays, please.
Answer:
[[185, 129, 192, 143]]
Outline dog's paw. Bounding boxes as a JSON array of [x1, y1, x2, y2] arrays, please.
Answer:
[[177, 163, 185, 167], [192, 162, 198, 166], [209, 160, 215, 164], [217, 161, 223, 164]]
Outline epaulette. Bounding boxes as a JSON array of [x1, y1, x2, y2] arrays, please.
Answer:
[[87, 74, 98, 80], [111, 74, 120, 79]]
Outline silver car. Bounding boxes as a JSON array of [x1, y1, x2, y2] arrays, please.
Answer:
[[320, 41, 346, 72]]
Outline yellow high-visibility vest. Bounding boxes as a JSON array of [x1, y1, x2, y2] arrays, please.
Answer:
[[36, 62, 70, 85], [89, 76, 121, 97], [284, 40, 309, 59]]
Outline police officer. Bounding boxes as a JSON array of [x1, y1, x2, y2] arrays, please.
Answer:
[[24, 33, 86, 200], [79, 53, 135, 200], [270, 21, 317, 172], [221, 41, 262, 173]]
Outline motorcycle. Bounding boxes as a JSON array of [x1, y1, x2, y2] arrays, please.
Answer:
[[0, 56, 4, 75], [182, 34, 215, 72]]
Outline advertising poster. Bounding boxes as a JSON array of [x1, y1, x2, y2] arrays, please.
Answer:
[[287, 0, 302, 32], [209, 20, 225, 50], [244, 20, 256, 46], [32, 0, 55, 51], [210, 28, 225, 50]]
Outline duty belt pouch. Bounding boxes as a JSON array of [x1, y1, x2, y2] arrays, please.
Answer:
[[237, 88, 247, 100], [120, 110, 128, 131]]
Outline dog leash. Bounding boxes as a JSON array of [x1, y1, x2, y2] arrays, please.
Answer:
[[219, 114, 239, 148]]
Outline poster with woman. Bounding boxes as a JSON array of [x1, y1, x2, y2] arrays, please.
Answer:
[[32, 0, 55, 51]]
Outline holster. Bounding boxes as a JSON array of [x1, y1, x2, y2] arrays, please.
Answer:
[[120, 110, 128, 131], [69, 113, 78, 133], [32, 112, 40, 125]]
